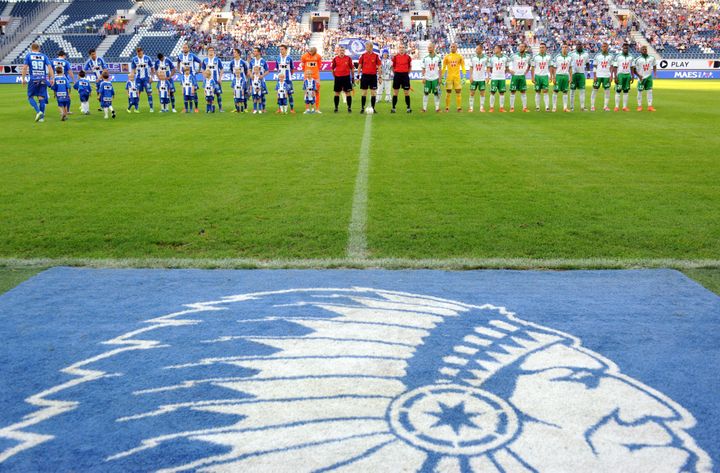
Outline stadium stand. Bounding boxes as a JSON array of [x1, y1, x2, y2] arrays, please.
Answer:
[[45, 0, 133, 34], [2, 0, 717, 62]]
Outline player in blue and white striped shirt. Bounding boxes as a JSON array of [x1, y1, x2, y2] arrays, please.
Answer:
[[176, 44, 202, 112], [230, 48, 249, 112], [131, 47, 155, 112], [276, 45, 295, 113], [202, 46, 224, 112], [249, 47, 269, 112]]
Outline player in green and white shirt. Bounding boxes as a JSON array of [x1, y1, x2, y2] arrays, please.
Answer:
[[468, 44, 489, 112], [488, 45, 510, 112], [591, 42, 614, 111], [531, 42, 552, 111], [613, 43, 634, 111], [633, 45, 657, 111], [509, 43, 532, 112], [421, 43, 443, 112], [551, 43, 572, 112], [569, 44, 589, 111]]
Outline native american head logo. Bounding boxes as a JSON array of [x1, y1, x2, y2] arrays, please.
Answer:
[[0, 288, 712, 472]]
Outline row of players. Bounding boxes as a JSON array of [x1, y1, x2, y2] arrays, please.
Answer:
[[21, 40, 658, 122]]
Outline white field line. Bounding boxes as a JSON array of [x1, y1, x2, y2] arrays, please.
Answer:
[[346, 113, 373, 259], [1, 257, 719, 270]]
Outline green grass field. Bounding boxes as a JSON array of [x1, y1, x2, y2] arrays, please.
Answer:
[[1, 80, 719, 271]]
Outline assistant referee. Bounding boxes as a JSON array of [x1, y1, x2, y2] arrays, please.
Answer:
[[331, 46, 354, 113]]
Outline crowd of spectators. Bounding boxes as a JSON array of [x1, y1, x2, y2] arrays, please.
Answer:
[[324, 0, 420, 56], [532, 0, 633, 51], [621, 0, 719, 53], [143, 0, 718, 59]]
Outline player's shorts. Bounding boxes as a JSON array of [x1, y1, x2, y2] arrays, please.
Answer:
[[509, 75, 527, 92], [637, 76, 653, 91], [593, 77, 612, 89], [136, 78, 153, 93], [469, 80, 486, 91], [205, 95, 215, 102], [570, 73, 586, 90], [360, 74, 378, 90], [334, 75, 353, 93], [27, 80, 48, 98], [490, 79, 506, 94], [616, 73, 632, 93], [128, 97, 139, 106], [160, 97, 170, 104], [57, 99, 70, 107], [445, 77, 461, 90], [424, 79, 440, 95], [100, 98, 113, 108], [214, 84, 223, 94], [534, 75, 549, 91], [392, 72, 411, 90], [234, 97, 245, 103], [554, 74, 570, 93], [168, 82, 176, 93], [79, 93, 90, 102]]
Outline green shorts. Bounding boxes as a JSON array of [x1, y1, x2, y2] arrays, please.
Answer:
[[570, 73, 586, 90], [593, 77, 612, 89], [554, 74, 569, 93], [637, 76, 653, 91], [616, 73, 632, 93], [424, 79, 440, 95], [534, 75, 549, 91], [509, 75, 527, 92], [469, 80, 486, 91], [490, 79, 506, 94]]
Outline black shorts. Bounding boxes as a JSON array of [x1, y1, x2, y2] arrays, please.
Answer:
[[360, 74, 378, 90], [393, 72, 411, 90], [334, 76, 353, 93]]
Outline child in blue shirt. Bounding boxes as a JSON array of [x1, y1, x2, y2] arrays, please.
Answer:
[[250, 66, 266, 114], [126, 71, 140, 113], [202, 69, 216, 113], [51, 66, 71, 121], [156, 70, 171, 112], [231, 69, 246, 113], [276, 71, 289, 114], [73, 70, 92, 115], [303, 69, 317, 114], [98, 71, 115, 119], [179, 67, 197, 113]]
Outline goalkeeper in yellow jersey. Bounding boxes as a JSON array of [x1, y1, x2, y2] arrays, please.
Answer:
[[441, 43, 466, 112]]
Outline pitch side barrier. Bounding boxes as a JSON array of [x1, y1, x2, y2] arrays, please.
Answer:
[[2, 60, 719, 83]]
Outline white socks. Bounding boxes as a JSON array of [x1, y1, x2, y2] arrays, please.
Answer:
[[521, 93, 527, 109]]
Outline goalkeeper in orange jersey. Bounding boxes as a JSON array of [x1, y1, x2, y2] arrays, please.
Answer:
[[441, 42, 466, 112]]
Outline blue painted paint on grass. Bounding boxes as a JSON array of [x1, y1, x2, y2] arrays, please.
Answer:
[[0, 269, 717, 471]]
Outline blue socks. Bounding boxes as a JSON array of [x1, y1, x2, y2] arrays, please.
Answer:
[[28, 98, 39, 113]]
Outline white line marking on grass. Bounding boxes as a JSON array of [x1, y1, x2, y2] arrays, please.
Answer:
[[347, 113, 373, 259], [2, 258, 719, 270]]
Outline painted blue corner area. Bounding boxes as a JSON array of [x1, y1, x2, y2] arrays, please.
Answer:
[[0, 268, 717, 472]]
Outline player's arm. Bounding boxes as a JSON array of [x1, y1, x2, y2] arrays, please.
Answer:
[[653, 62, 657, 79], [421, 64, 426, 84], [441, 56, 448, 81], [460, 56, 466, 78], [550, 61, 556, 83], [46, 59, 55, 84]]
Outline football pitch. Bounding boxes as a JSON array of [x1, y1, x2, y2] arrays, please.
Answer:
[[1, 80, 719, 269]]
